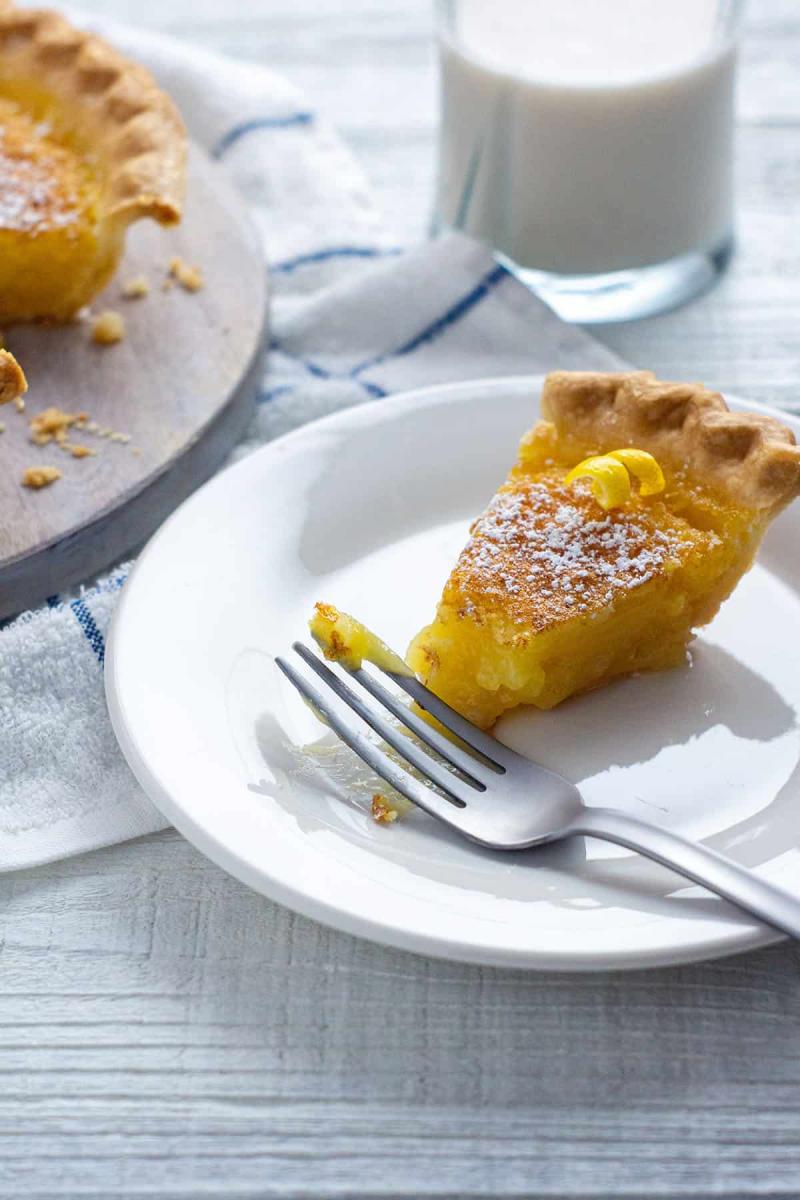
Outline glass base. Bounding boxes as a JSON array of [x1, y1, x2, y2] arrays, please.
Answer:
[[498, 237, 733, 325]]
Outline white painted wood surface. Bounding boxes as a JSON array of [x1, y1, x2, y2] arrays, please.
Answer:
[[3, 2, 800, 1196]]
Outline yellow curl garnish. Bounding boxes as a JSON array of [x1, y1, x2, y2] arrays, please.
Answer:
[[566, 448, 665, 511], [607, 449, 666, 496]]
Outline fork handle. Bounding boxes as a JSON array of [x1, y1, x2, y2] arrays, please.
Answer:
[[573, 806, 800, 941]]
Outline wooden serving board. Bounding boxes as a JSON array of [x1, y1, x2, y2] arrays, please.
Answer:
[[0, 143, 268, 620]]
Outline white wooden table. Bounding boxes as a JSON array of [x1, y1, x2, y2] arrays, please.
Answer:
[[3, 3, 800, 1196]]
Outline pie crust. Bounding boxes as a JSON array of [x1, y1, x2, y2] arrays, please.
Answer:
[[0, 348, 27, 404], [541, 371, 800, 514]]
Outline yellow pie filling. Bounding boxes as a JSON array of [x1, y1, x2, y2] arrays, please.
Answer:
[[0, 94, 125, 323], [310, 602, 412, 677]]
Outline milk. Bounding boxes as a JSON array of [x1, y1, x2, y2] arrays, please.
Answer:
[[436, 0, 737, 275]]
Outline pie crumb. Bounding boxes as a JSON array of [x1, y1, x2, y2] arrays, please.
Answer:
[[0, 348, 27, 406], [121, 275, 150, 300], [92, 310, 126, 345], [0, 422, 5, 434], [371, 794, 399, 825], [29, 407, 88, 446], [168, 256, 204, 292], [14, 395, 25, 413], [68, 444, 95, 459], [22, 465, 61, 489]]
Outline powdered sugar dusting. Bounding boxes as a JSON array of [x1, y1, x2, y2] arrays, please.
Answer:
[[449, 475, 715, 633], [0, 105, 82, 233]]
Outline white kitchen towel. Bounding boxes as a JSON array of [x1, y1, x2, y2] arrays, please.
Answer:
[[0, 16, 622, 872]]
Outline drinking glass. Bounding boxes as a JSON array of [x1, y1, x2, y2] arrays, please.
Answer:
[[433, 0, 745, 322]]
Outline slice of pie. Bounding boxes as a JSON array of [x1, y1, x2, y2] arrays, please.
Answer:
[[407, 371, 800, 729], [0, 3, 186, 323]]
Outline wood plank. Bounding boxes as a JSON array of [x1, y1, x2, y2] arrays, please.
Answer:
[[1, 832, 800, 1198], [0, 145, 267, 617]]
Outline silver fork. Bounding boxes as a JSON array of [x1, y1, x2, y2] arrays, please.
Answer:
[[276, 640, 800, 941]]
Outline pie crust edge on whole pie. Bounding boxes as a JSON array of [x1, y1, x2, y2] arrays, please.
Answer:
[[0, 3, 187, 321], [0, 3, 186, 225]]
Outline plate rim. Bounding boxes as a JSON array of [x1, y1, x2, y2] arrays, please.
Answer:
[[106, 374, 796, 971]]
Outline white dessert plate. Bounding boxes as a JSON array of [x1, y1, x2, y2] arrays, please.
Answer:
[[106, 376, 800, 971]]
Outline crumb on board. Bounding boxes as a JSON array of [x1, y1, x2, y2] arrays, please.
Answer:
[[168, 256, 204, 292], [29, 407, 88, 446], [26, 408, 131, 457], [121, 275, 150, 300], [22, 465, 61, 489], [371, 794, 399, 825], [14, 395, 25, 412], [0, 348, 27, 406], [0, 422, 5, 434], [91, 310, 126, 345]]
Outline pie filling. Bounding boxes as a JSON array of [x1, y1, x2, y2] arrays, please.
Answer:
[[0, 95, 121, 322]]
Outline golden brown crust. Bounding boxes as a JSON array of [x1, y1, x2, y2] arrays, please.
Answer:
[[0, 348, 27, 404], [541, 370, 800, 513], [0, 5, 186, 227]]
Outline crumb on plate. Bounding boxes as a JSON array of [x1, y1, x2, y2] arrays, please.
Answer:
[[371, 794, 399, 825]]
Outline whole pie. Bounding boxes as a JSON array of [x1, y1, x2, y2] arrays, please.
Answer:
[[0, 3, 186, 323], [407, 371, 800, 728]]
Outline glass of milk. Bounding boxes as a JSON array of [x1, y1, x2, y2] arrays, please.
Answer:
[[434, 0, 744, 323]]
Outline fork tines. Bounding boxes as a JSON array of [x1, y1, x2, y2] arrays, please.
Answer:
[[274, 640, 507, 823]]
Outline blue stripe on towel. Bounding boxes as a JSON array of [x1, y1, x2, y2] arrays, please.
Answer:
[[46, 570, 129, 614], [70, 598, 105, 666], [269, 343, 332, 382], [357, 378, 387, 398], [270, 246, 402, 275], [213, 113, 315, 158], [257, 384, 295, 405], [351, 262, 509, 377], [269, 343, 388, 401]]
